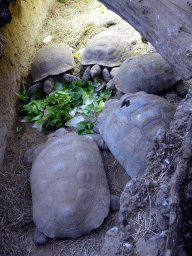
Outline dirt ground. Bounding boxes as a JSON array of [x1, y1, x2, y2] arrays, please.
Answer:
[[0, 0, 186, 255]]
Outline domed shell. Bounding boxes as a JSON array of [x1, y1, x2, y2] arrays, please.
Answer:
[[81, 30, 130, 67], [114, 53, 181, 94], [31, 43, 75, 82], [30, 133, 110, 239], [97, 92, 175, 178]]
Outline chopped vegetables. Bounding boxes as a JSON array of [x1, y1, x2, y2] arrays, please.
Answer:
[[17, 79, 114, 134]]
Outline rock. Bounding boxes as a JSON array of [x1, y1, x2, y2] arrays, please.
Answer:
[[155, 185, 170, 230], [136, 233, 167, 256], [100, 227, 122, 256], [110, 194, 120, 212]]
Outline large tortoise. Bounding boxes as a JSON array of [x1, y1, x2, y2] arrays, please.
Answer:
[[28, 129, 110, 244], [81, 30, 131, 82], [96, 92, 176, 178], [29, 43, 80, 95], [107, 53, 181, 94]]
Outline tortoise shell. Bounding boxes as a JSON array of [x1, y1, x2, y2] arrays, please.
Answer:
[[114, 53, 181, 94], [30, 133, 110, 239], [31, 43, 75, 82], [97, 92, 175, 178], [81, 30, 130, 67]]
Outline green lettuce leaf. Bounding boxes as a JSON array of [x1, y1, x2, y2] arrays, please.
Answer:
[[76, 120, 95, 135]]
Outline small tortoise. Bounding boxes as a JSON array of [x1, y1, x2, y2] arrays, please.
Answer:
[[29, 43, 80, 95], [81, 30, 131, 82], [96, 92, 175, 178], [107, 53, 181, 94], [28, 129, 110, 244]]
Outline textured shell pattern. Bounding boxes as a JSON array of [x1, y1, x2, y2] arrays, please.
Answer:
[[30, 133, 110, 239], [114, 53, 181, 94], [97, 92, 175, 178], [31, 43, 75, 82], [81, 30, 130, 67]]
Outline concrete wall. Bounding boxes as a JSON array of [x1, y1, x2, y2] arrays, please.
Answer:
[[0, 0, 56, 166]]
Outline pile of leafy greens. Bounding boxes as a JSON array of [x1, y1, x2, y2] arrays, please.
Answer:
[[18, 79, 113, 134]]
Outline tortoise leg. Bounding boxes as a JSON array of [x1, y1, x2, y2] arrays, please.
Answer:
[[34, 228, 47, 245], [23, 143, 45, 165], [63, 73, 82, 82], [106, 79, 115, 90], [82, 66, 91, 82], [102, 67, 111, 82], [43, 76, 54, 95], [27, 81, 43, 96], [84, 134, 109, 150], [90, 64, 101, 79]]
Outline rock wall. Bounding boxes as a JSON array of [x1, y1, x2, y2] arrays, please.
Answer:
[[0, 0, 56, 167]]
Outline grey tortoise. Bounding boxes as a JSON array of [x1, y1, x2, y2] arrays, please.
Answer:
[[29, 43, 80, 95], [81, 30, 131, 83], [106, 53, 181, 94], [27, 128, 110, 244], [95, 92, 176, 178]]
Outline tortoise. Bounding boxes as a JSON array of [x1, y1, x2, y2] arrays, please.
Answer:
[[27, 128, 110, 244], [81, 30, 131, 82], [106, 53, 181, 94], [95, 91, 176, 178], [29, 43, 81, 95]]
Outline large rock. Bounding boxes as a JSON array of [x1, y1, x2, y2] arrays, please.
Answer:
[[98, 0, 192, 80]]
